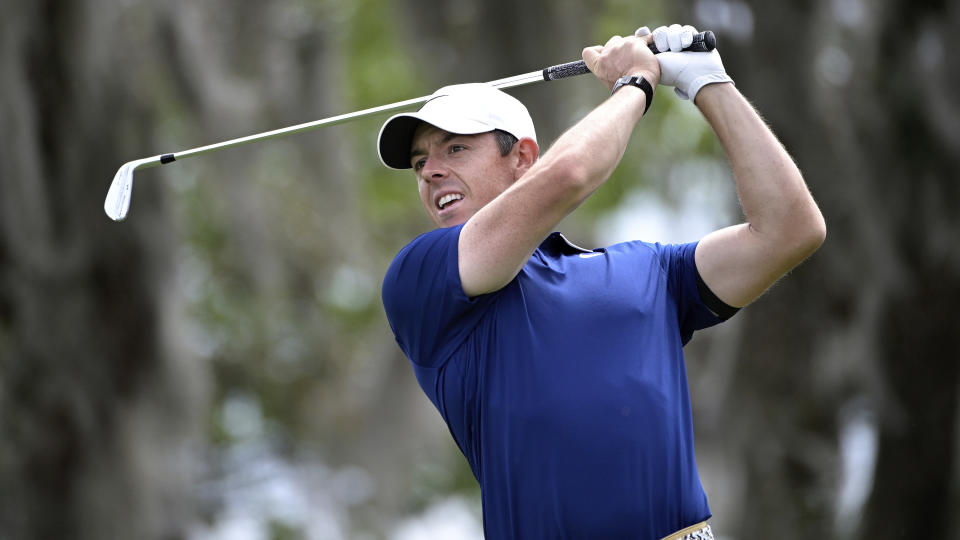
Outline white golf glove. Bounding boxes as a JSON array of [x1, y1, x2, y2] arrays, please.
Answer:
[[646, 24, 734, 101]]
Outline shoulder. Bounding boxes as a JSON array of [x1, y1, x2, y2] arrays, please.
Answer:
[[382, 224, 470, 322], [381, 224, 499, 368], [604, 239, 697, 271], [393, 225, 463, 262], [385, 225, 464, 283]]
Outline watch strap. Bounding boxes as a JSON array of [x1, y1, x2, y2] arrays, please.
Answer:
[[612, 75, 654, 115]]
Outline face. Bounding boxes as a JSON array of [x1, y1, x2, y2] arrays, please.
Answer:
[[410, 124, 520, 228]]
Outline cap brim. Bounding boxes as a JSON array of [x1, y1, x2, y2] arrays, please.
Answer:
[[377, 115, 424, 170], [377, 109, 497, 170]]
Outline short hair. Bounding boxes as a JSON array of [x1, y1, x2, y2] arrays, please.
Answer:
[[492, 129, 518, 156]]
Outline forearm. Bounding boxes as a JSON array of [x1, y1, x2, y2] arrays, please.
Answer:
[[535, 85, 648, 200], [459, 87, 648, 296], [697, 84, 825, 246], [691, 83, 825, 307]]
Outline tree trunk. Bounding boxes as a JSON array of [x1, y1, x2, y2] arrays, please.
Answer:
[[0, 1, 203, 538], [672, 0, 960, 537]]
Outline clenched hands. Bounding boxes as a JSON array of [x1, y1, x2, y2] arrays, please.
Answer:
[[582, 30, 660, 91]]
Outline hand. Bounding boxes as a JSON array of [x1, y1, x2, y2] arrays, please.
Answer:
[[582, 33, 660, 91], [652, 24, 733, 101]]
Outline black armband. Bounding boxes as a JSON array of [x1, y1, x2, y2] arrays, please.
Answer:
[[695, 269, 740, 320]]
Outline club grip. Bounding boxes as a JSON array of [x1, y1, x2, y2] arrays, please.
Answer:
[[542, 30, 716, 81], [649, 30, 715, 54], [542, 60, 592, 81]]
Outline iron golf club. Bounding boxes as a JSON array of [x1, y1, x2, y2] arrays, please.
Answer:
[[104, 31, 715, 221]]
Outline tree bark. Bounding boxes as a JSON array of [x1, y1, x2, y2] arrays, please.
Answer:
[[0, 1, 203, 538], [673, 0, 960, 537]]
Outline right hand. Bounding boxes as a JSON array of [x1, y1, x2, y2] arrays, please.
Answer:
[[582, 33, 660, 91], [652, 24, 733, 101]]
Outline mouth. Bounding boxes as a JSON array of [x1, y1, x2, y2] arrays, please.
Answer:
[[436, 192, 465, 211]]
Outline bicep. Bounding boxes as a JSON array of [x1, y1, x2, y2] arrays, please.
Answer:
[[694, 223, 804, 308]]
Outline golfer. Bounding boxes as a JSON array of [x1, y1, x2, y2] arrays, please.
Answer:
[[378, 24, 825, 539]]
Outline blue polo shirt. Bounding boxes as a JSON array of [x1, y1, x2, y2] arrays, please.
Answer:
[[382, 224, 732, 539]]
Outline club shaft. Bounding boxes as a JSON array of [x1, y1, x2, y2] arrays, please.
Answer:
[[142, 30, 715, 169], [171, 95, 433, 162], [162, 70, 552, 166]]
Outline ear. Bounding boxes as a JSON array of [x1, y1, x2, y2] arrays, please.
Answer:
[[512, 137, 539, 179]]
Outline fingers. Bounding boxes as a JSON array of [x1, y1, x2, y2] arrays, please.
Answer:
[[652, 23, 699, 52], [589, 22, 702, 73], [582, 45, 602, 68], [667, 24, 683, 52], [633, 26, 654, 47], [584, 34, 643, 63], [652, 26, 667, 54], [681, 25, 696, 49], [583, 32, 660, 90]]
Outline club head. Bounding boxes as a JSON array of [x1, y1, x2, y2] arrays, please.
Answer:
[[104, 161, 136, 221]]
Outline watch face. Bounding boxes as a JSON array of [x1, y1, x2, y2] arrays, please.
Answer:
[[614, 76, 634, 92], [611, 75, 652, 113]]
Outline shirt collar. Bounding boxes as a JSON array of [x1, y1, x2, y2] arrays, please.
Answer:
[[539, 232, 596, 256]]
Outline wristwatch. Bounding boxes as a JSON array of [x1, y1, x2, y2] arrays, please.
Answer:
[[612, 74, 654, 115]]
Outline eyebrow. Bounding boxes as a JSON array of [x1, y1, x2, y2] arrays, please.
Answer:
[[410, 132, 461, 162]]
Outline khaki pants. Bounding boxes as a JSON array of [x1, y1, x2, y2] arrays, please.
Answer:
[[661, 521, 713, 540]]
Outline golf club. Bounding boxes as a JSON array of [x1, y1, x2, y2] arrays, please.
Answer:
[[104, 31, 715, 221]]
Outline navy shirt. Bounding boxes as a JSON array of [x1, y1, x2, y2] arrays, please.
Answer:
[[382, 224, 730, 539]]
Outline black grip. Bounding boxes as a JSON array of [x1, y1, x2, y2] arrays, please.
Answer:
[[542, 30, 716, 82], [543, 60, 593, 81], [648, 30, 716, 54]]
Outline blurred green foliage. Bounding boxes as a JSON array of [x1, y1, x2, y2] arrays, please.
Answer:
[[343, 0, 433, 241]]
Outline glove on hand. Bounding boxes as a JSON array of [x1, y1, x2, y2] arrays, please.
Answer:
[[650, 24, 734, 101]]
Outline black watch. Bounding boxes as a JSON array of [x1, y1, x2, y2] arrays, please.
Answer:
[[611, 75, 654, 115]]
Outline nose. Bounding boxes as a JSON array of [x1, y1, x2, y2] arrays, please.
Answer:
[[419, 155, 447, 182]]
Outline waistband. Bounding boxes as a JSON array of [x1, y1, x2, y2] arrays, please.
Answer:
[[660, 521, 713, 540]]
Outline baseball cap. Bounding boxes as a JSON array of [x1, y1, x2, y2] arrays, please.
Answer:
[[377, 83, 537, 170]]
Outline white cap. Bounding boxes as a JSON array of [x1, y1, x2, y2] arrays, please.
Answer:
[[377, 83, 537, 170]]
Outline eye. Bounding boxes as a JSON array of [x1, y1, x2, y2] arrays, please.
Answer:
[[449, 144, 466, 154], [412, 157, 426, 171]]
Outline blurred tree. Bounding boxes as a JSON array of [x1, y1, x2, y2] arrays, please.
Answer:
[[668, 0, 960, 538], [0, 0, 203, 538]]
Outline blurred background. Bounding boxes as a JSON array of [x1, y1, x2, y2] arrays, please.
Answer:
[[1, 0, 958, 538]]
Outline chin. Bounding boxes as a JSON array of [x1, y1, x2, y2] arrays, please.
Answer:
[[437, 217, 462, 228], [435, 214, 467, 228], [432, 203, 476, 228]]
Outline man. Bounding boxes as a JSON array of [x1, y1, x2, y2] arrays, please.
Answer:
[[378, 24, 825, 539]]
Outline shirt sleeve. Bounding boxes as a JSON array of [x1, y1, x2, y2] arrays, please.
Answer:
[[381, 224, 496, 368], [653, 241, 738, 345]]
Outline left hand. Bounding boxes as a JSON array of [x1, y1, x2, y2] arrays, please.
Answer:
[[652, 24, 734, 101]]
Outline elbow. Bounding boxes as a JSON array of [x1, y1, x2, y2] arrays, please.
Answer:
[[811, 212, 827, 251], [787, 207, 827, 262], [805, 205, 827, 253]]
